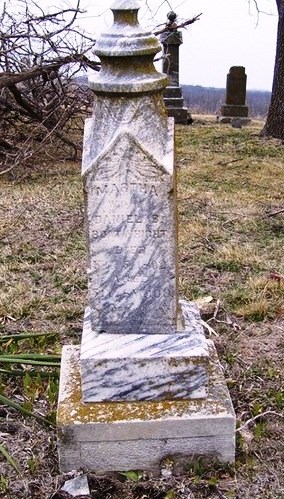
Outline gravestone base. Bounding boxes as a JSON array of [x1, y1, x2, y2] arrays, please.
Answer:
[[57, 342, 235, 473], [220, 104, 249, 117], [80, 300, 209, 402], [218, 104, 250, 124], [217, 116, 251, 125], [163, 86, 189, 124]]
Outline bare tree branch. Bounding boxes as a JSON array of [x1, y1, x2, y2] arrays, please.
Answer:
[[0, 55, 99, 90], [0, 0, 202, 176], [154, 13, 202, 35], [0, 0, 96, 175]]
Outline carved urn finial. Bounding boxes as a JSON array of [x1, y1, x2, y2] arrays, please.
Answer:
[[90, 0, 168, 93]]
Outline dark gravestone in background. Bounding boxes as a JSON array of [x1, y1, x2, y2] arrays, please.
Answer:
[[219, 66, 250, 123], [160, 12, 189, 124], [226, 66, 247, 106], [162, 30, 181, 87]]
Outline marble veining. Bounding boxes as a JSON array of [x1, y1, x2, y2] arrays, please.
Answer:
[[82, 361, 207, 402], [58, 0, 236, 472], [80, 301, 209, 402], [84, 128, 178, 335]]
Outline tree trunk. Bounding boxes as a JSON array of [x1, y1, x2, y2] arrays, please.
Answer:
[[261, 0, 284, 140]]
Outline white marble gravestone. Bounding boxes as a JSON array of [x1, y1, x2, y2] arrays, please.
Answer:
[[83, 128, 177, 336], [57, 0, 235, 472]]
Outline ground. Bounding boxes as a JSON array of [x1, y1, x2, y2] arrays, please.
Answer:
[[0, 116, 284, 498]]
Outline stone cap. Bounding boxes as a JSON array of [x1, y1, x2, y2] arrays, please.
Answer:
[[229, 66, 246, 76]]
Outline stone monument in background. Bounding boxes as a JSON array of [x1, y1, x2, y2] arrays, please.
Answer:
[[57, 0, 235, 473], [218, 66, 250, 124], [160, 12, 189, 125]]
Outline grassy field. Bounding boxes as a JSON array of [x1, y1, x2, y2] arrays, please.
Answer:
[[0, 116, 284, 498]]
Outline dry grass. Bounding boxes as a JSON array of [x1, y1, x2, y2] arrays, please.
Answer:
[[177, 118, 284, 321], [0, 116, 284, 498]]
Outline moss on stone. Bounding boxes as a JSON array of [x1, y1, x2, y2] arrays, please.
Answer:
[[57, 343, 234, 426]]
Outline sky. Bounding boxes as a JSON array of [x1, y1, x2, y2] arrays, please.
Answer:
[[45, 0, 278, 91]]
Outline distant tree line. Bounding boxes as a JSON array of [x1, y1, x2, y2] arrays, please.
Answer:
[[182, 85, 271, 118]]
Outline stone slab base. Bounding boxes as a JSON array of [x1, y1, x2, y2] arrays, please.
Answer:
[[57, 342, 236, 473], [80, 300, 209, 402]]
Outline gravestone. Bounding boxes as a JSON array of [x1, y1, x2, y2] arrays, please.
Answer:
[[160, 12, 189, 124], [218, 66, 250, 124], [57, 0, 235, 473]]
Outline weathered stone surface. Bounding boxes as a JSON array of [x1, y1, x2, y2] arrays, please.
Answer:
[[83, 94, 169, 169], [80, 300, 209, 402], [89, 0, 168, 94], [83, 121, 178, 335], [57, 342, 236, 473]]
